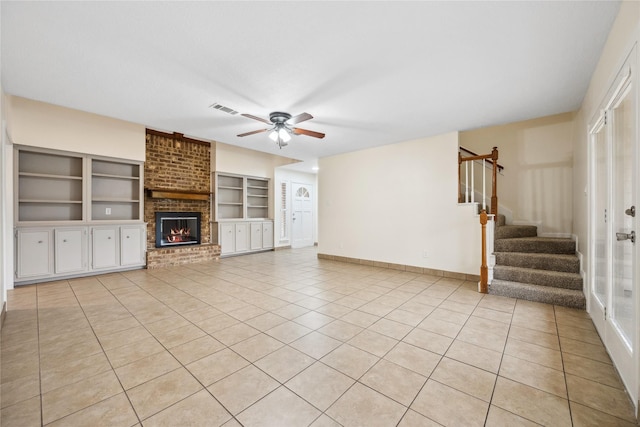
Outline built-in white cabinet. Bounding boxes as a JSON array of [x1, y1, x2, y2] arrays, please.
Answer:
[[15, 224, 146, 283], [91, 224, 146, 270], [92, 227, 119, 269], [54, 228, 87, 274], [16, 228, 53, 278], [14, 146, 146, 284], [262, 221, 274, 248], [217, 220, 273, 256], [120, 225, 145, 266]]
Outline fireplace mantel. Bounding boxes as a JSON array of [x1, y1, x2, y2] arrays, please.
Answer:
[[146, 188, 211, 201]]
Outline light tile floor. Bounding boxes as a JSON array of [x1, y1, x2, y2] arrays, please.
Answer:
[[1, 247, 638, 426]]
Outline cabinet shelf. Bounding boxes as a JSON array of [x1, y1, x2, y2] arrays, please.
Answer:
[[219, 202, 243, 206], [19, 199, 83, 204], [219, 185, 243, 190], [19, 172, 83, 180], [92, 198, 140, 203], [92, 173, 140, 180]]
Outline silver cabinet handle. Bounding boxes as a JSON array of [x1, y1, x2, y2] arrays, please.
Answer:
[[108, 236, 111, 240], [38, 240, 43, 244], [616, 231, 636, 243], [63, 239, 67, 243], [625, 206, 635, 217]]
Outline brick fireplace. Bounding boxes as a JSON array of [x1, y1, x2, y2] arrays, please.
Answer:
[[144, 130, 220, 268]]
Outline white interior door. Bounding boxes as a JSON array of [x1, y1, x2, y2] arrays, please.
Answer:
[[606, 60, 637, 401], [589, 50, 638, 412], [292, 183, 313, 248]]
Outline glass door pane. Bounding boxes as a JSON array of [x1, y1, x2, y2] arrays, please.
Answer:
[[594, 122, 608, 310], [611, 86, 635, 349]]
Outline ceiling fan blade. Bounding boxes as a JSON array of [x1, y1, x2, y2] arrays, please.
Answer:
[[288, 112, 313, 125], [237, 128, 269, 137], [241, 113, 271, 125], [293, 127, 325, 139]]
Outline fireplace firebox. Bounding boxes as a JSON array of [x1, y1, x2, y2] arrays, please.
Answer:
[[155, 212, 201, 248]]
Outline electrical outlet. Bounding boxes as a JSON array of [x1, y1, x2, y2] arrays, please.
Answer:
[[105, 208, 112, 215], [422, 250, 428, 258]]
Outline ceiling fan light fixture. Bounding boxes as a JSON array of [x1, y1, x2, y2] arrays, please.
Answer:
[[278, 127, 292, 142]]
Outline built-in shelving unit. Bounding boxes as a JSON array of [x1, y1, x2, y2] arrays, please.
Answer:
[[17, 150, 84, 222], [91, 159, 142, 221], [247, 178, 269, 219], [216, 174, 244, 220], [14, 146, 146, 284], [213, 172, 273, 256]]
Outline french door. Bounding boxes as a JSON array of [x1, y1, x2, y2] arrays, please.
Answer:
[[589, 47, 638, 411]]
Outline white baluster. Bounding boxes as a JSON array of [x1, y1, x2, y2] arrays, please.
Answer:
[[465, 161, 469, 203], [482, 159, 486, 211], [471, 160, 475, 203]]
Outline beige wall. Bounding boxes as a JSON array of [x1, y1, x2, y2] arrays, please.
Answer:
[[460, 112, 575, 235], [318, 131, 481, 275], [6, 96, 145, 161]]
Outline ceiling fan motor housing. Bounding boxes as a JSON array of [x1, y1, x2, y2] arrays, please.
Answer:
[[269, 112, 292, 124]]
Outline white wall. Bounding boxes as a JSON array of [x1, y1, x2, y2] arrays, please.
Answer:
[[460, 112, 575, 235], [6, 96, 146, 161], [273, 168, 318, 248], [318, 131, 481, 275]]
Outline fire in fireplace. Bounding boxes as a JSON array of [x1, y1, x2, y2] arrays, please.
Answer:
[[155, 212, 201, 248]]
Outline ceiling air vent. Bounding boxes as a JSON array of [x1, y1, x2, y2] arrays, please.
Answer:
[[209, 103, 239, 115]]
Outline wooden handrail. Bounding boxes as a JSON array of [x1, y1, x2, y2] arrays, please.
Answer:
[[458, 146, 499, 221], [459, 146, 504, 171]]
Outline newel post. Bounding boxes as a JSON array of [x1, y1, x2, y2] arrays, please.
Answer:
[[490, 146, 499, 220], [479, 209, 488, 293]]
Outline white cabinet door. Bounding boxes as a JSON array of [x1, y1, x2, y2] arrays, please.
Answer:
[[92, 227, 118, 269], [55, 228, 86, 274], [220, 223, 235, 255], [235, 223, 249, 252], [262, 221, 274, 249], [250, 222, 263, 250], [16, 228, 53, 278], [120, 225, 145, 266]]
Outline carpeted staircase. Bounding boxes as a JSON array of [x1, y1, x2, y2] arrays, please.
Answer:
[[489, 214, 586, 309]]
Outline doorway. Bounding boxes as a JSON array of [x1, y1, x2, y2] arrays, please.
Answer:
[[291, 182, 314, 248], [589, 46, 638, 412]]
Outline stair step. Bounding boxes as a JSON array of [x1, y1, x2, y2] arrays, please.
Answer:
[[495, 225, 538, 239], [489, 280, 585, 309], [493, 266, 582, 290], [494, 252, 580, 274], [494, 237, 575, 254], [496, 214, 506, 226]]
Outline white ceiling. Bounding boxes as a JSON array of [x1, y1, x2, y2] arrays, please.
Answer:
[[1, 1, 620, 171]]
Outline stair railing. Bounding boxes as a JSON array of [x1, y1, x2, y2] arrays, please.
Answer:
[[458, 146, 500, 293], [458, 146, 500, 219]]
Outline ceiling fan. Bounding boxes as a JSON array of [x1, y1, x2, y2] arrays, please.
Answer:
[[237, 112, 325, 149]]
